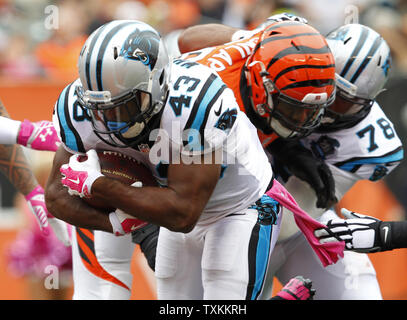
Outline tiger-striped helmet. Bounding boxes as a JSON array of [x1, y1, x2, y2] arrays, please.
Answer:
[[245, 21, 336, 138]]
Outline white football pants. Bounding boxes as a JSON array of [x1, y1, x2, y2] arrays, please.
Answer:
[[155, 208, 282, 300]]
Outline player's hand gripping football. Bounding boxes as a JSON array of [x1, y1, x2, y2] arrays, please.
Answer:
[[60, 149, 104, 198], [17, 120, 60, 152], [109, 181, 148, 236], [314, 208, 384, 253]]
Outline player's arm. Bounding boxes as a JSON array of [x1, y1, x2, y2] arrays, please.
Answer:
[[177, 13, 308, 54], [52, 147, 220, 233], [178, 24, 238, 53], [92, 153, 221, 233], [0, 100, 60, 236], [0, 101, 37, 194], [45, 146, 113, 232]]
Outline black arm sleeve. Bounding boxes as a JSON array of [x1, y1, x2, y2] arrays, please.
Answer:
[[380, 221, 407, 251], [131, 223, 159, 271]]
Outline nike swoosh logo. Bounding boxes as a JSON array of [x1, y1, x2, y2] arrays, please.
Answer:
[[383, 225, 389, 243], [68, 178, 80, 184], [214, 101, 223, 117]]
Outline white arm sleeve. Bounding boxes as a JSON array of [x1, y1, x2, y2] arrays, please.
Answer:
[[0, 116, 21, 144]]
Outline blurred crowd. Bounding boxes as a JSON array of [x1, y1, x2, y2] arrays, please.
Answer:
[[0, 0, 407, 82]]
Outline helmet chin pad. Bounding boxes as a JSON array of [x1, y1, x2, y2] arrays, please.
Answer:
[[107, 121, 146, 139], [122, 122, 146, 138]]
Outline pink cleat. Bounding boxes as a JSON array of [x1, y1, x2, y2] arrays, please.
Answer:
[[276, 276, 316, 300]]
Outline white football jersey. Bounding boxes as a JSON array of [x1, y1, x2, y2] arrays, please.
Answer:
[[53, 59, 272, 225], [278, 102, 404, 240], [303, 101, 403, 193]]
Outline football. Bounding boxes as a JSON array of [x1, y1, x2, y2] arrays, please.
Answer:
[[81, 150, 158, 211]]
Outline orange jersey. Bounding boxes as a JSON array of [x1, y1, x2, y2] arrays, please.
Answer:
[[181, 33, 279, 147]]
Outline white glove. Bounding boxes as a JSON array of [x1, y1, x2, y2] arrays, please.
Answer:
[[60, 149, 104, 198], [314, 208, 382, 253], [108, 181, 148, 236]]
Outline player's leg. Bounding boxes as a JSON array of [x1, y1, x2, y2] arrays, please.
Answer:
[[275, 231, 382, 300], [202, 206, 282, 300], [71, 228, 134, 300], [155, 226, 204, 299]]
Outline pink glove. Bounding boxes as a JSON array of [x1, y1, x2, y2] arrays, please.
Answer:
[[276, 276, 315, 300], [108, 181, 147, 236], [17, 120, 60, 152], [60, 149, 104, 198], [25, 185, 51, 236], [25, 186, 72, 246]]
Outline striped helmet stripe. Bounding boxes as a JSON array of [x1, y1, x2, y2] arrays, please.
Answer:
[[95, 21, 135, 91], [349, 36, 383, 83], [340, 27, 369, 78], [273, 64, 335, 83], [266, 45, 331, 70], [85, 25, 107, 91]]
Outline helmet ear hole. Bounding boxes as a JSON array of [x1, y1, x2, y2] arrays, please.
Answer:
[[114, 47, 119, 60]]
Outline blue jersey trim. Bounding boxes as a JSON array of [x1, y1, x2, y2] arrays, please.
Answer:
[[251, 224, 271, 300], [57, 85, 79, 152], [186, 75, 226, 151], [337, 148, 404, 172]]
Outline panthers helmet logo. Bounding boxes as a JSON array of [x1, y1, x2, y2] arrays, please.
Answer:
[[120, 29, 160, 70]]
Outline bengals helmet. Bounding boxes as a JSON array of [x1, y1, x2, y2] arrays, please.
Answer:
[[245, 21, 336, 138]]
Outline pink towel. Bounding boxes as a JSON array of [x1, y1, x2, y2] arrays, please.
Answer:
[[266, 179, 345, 267]]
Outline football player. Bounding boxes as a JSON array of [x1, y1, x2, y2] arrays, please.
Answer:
[[179, 19, 338, 210], [0, 102, 70, 246], [45, 20, 280, 300], [177, 20, 403, 299], [265, 24, 402, 300]]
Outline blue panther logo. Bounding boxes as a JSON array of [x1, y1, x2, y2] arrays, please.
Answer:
[[215, 108, 237, 132], [120, 29, 160, 70], [382, 55, 392, 77]]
